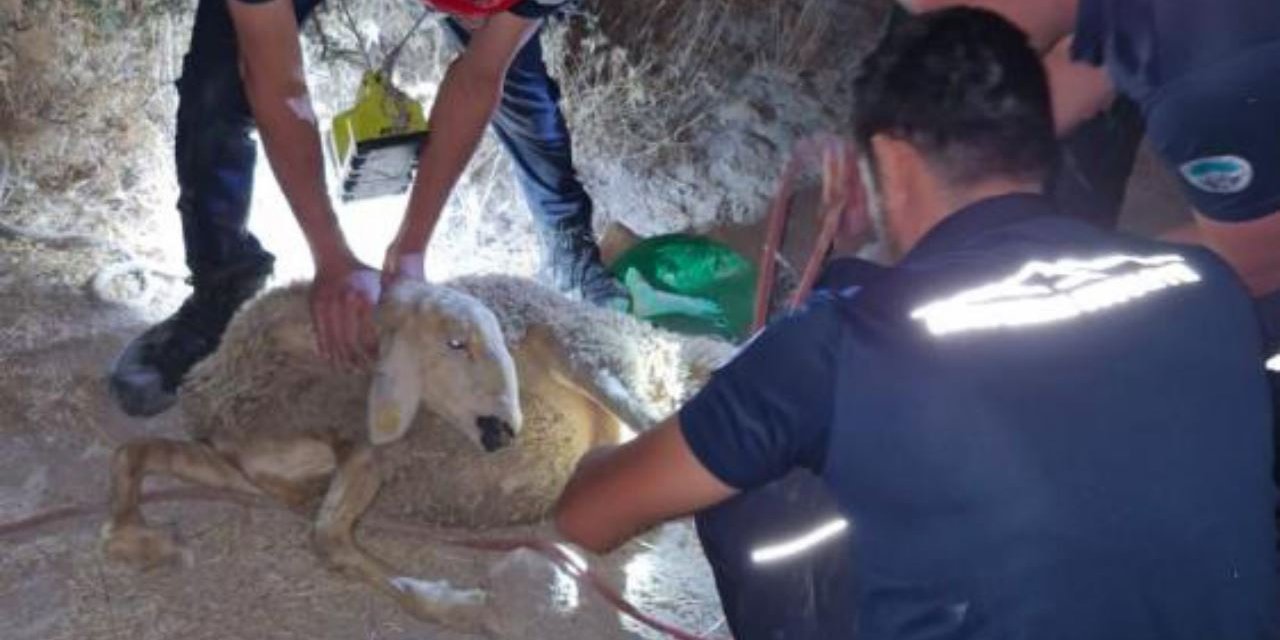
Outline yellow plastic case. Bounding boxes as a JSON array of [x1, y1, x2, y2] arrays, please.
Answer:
[[326, 71, 430, 202]]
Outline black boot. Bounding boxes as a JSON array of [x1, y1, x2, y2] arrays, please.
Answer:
[[109, 259, 272, 417], [538, 220, 629, 311]]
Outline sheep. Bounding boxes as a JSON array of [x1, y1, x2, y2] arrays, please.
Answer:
[[100, 274, 733, 633]]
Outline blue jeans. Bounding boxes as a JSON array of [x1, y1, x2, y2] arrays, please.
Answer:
[[695, 470, 858, 640], [175, 0, 592, 280], [441, 18, 594, 232]]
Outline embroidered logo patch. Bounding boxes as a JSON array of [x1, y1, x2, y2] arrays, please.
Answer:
[[1179, 155, 1254, 194]]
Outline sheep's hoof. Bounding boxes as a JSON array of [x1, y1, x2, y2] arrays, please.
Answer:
[[101, 521, 191, 570], [389, 576, 490, 633], [312, 531, 370, 580]]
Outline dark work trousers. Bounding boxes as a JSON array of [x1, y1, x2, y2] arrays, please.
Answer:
[[1046, 96, 1147, 229], [174, 0, 326, 280], [695, 469, 858, 640], [439, 18, 594, 233], [174, 0, 593, 283]]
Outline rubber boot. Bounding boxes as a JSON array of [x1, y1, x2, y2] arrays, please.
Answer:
[[537, 219, 630, 311], [109, 258, 272, 417]]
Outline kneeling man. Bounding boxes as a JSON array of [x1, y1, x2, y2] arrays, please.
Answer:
[[555, 8, 1279, 640]]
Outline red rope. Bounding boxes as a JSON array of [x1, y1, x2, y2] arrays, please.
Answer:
[[0, 490, 729, 640], [753, 152, 805, 332], [753, 136, 868, 331]]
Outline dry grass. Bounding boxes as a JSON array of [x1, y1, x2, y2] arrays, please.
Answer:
[[531, 0, 890, 236], [0, 0, 183, 245], [549, 0, 882, 164]]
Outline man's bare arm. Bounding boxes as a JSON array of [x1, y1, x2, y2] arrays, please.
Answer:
[[383, 13, 539, 278], [555, 416, 737, 554], [228, 0, 376, 367], [227, 0, 347, 268]]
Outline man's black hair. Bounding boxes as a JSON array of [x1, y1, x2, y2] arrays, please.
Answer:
[[853, 7, 1058, 187]]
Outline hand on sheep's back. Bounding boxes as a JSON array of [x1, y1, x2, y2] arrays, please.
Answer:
[[308, 259, 381, 368]]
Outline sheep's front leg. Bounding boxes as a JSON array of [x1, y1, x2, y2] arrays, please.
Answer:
[[102, 438, 262, 569], [312, 446, 489, 633]]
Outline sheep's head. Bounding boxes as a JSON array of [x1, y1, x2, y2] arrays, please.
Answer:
[[368, 280, 522, 451]]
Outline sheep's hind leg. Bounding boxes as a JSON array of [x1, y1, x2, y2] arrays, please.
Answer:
[[312, 446, 489, 633], [102, 437, 263, 569]]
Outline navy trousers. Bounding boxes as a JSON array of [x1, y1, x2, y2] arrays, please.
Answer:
[[695, 470, 858, 640], [440, 18, 595, 232], [175, 0, 592, 280]]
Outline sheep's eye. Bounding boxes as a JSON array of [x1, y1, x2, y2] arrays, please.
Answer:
[[447, 338, 467, 351]]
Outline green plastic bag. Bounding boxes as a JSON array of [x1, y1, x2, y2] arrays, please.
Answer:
[[611, 234, 757, 341]]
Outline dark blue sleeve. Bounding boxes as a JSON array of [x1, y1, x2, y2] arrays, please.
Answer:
[[679, 303, 842, 490], [1070, 0, 1106, 65], [508, 0, 565, 19]]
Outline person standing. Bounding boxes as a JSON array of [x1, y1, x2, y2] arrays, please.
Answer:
[[110, 0, 627, 416]]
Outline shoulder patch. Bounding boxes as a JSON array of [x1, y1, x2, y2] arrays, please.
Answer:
[[1179, 155, 1254, 194]]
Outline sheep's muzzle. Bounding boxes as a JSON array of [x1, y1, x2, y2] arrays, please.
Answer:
[[477, 416, 515, 452]]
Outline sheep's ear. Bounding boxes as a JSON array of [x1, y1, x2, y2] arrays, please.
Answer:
[[368, 334, 422, 445]]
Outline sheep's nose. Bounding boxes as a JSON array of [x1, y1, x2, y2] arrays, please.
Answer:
[[477, 416, 515, 452]]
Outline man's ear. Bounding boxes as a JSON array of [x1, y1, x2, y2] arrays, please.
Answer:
[[368, 333, 422, 445], [870, 133, 911, 217]]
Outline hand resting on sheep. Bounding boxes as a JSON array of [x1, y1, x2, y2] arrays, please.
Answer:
[[100, 274, 732, 633]]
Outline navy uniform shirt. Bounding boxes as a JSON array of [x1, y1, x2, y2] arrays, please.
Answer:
[[1070, 0, 1280, 222], [681, 194, 1279, 640], [1071, 0, 1280, 108]]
